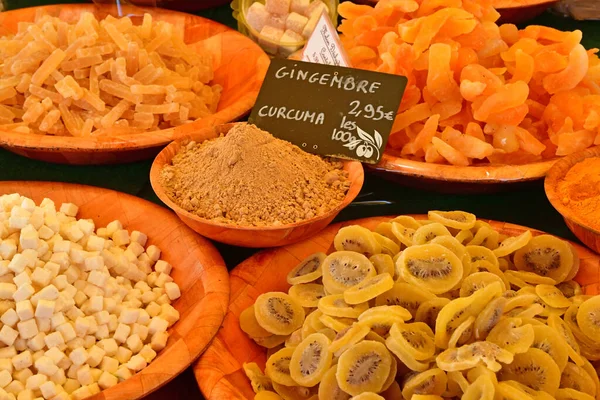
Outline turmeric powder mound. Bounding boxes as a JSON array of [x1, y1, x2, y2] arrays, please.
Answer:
[[557, 157, 600, 230], [161, 123, 350, 227]]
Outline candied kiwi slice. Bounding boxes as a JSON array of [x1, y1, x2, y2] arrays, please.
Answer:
[[560, 362, 597, 397], [240, 305, 273, 339], [373, 232, 400, 256], [344, 273, 395, 305], [412, 223, 453, 245], [547, 314, 586, 366], [447, 316, 475, 349], [576, 296, 600, 342], [493, 230, 532, 258], [374, 222, 402, 247], [466, 245, 500, 268], [535, 284, 572, 309], [428, 210, 476, 230], [461, 375, 495, 400], [531, 324, 570, 372], [335, 340, 392, 396], [374, 281, 436, 317], [390, 215, 421, 230], [271, 382, 314, 400], [556, 280, 583, 299], [334, 225, 382, 257], [255, 292, 306, 336], [473, 296, 507, 340], [318, 364, 351, 400], [513, 234, 574, 283], [266, 347, 298, 386], [322, 251, 376, 295], [391, 222, 416, 248], [415, 297, 451, 331], [329, 323, 370, 356], [498, 348, 561, 395], [555, 388, 596, 400], [318, 294, 369, 319], [486, 317, 534, 355], [460, 272, 506, 298], [254, 391, 284, 400], [388, 322, 436, 361], [397, 243, 463, 295], [369, 253, 395, 278], [288, 284, 326, 308], [287, 252, 326, 285], [243, 362, 274, 393], [401, 368, 448, 399], [289, 333, 333, 387]]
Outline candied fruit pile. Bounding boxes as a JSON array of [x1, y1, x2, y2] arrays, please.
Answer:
[[337, 0, 600, 165]]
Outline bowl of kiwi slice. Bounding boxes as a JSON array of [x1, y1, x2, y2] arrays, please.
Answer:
[[194, 211, 600, 400]]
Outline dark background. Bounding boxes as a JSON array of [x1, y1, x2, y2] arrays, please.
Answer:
[[0, 1, 599, 398]]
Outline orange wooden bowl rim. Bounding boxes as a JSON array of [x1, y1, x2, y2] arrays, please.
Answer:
[[149, 123, 365, 232], [0, 4, 269, 154], [369, 152, 559, 184], [193, 215, 600, 399], [545, 146, 600, 236], [0, 181, 230, 400], [494, 0, 558, 9]]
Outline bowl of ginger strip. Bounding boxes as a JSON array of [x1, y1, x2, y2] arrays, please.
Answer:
[[0, 4, 269, 165], [545, 146, 600, 254]]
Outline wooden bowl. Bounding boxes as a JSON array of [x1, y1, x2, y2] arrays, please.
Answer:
[[130, 0, 232, 12], [367, 152, 558, 193], [0, 4, 270, 165], [495, 0, 559, 24], [0, 181, 229, 400], [193, 215, 600, 399], [149, 123, 365, 248], [545, 146, 600, 254]]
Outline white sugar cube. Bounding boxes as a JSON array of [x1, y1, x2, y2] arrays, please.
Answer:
[[5, 380, 24, 395], [266, 0, 290, 15], [125, 354, 146, 372], [65, 225, 84, 243], [86, 345, 105, 368], [0, 240, 17, 260], [59, 203, 78, 217], [85, 236, 105, 252], [76, 365, 93, 386], [14, 338, 27, 352], [266, 14, 287, 30], [8, 255, 28, 274], [34, 299, 54, 319], [13, 283, 35, 303], [286, 12, 308, 34], [160, 304, 179, 327], [16, 300, 34, 321], [291, 0, 309, 14], [145, 245, 160, 263], [14, 367, 33, 384], [246, 2, 269, 32], [259, 26, 285, 54], [130, 231, 147, 247], [44, 331, 65, 350], [84, 256, 104, 272], [56, 323, 76, 343], [1, 308, 18, 326], [37, 225, 54, 241], [0, 283, 16, 301], [25, 374, 47, 390], [69, 348, 88, 367], [27, 332, 46, 352], [164, 282, 181, 301], [115, 346, 132, 364], [119, 308, 139, 324], [114, 366, 132, 382], [50, 313, 66, 330], [0, 326, 18, 346], [0, 359, 12, 375], [44, 348, 65, 366], [125, 334, 143, 354], [13, 271, 31, 288], [112, 230, 129, 247], [63, 379, 80, 394], [0, 370, 11, 388], [11, 350, 32, 370], [97, 338, 118, 356], [0, 347, 17, 359], [19, 225, 39, 250], [17, 319, 38, 339], [95, 324, 109, 340], [40, 380, 58, 399], [34, 356, 59, 377], [100, 356, 119, 374], [302, 12, 320, 38], [105, 220, 123, 236], [76, 219, 94, 236], [98, 371, 118, 389], [71, 385, 92, 400], [154, 260, 172, 275], [113, 324, 131, 344], [30, 268, 51, 287], [138, 345, 157, 363], [305, 0, 328, 18]]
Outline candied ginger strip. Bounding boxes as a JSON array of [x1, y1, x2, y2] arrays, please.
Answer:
[[16, 74, 32, 94], [55, 76, 85, 100], [130, 85, 167, 95], [39, 109, 61, 132], [101, 100, 131, 128], [146, 24, 173, 53], [135, 103, 180, 114], [76, 44, 115, 59], [22, 102, 45, 124], [83, 90, 105, 112], [104, 23, 129, 51], [99, 79, 143, 103], [62, 55, 104, 72], [30, 48, 66, 86], [29, 84, 64, 104], [127, 42, 140, 76], [0, 76, 21, 90], [141, 14, 153, 39], [0, 105, 16, 120], [58, 101, 81, 136], [0, 87, 17, 103], [81, 118, 94, 136]]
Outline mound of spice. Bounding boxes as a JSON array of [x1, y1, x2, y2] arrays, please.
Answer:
[[161, 123, 351, 227], [557, 157, 600, 230]]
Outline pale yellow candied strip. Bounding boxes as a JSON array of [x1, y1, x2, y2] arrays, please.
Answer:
[[22, 101, 45, 124], [39, 109, 61, 132], [101, 99, 131, 128], [104, 23, 129, 51], [0, 76, 23, 90], [166, 91, 195, 103], [50, 69, 65, 82], [23, 95, 41, 109], [139, 49, 149, 70], [157, 76, 192, 90], [0, 87, 17, 103], [15, 74, 32, 94], [112, 57, 138, 86], [74, 69, 90, 79], [0, 105, 16, 120], [179, 105, 190, 121], [146, 23, 173, 53], [55, 75, 85, 100], [89, 67, 99, 96], [81, 118, 94, 136], [135, 103, 179, 114], [95, 59, 113, 76], [56, 21, 68, 48], [133, 111, 154, 128], [12, 126, 30, 133], [3, 105, 24, 119], [99, 79, 142, 104], [31, 48, 66, 86], [29, 84, 64, 104], [62, 54, 103, 72], [83, 90, 105, 112], [130, 85, 167, 95], [141, 13, 153, 39], [64, 36, 96, 60], [58, 100, 81, 136], [41, 97, 53, 110], [148, 52, 166, 69], [76, 44, 115, 59], [127, 42, 140, 77], [27, 24, 56, 51]]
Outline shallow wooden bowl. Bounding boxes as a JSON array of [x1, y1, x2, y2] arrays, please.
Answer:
[[368, 152, 558, 193], [0, 4, 270, 165], [545, 146, 600, 255], [0, 181, 229, 400], [149, 123, 365, 248], [193, 215, 600, 399], [131, 0, 232, 12], [494, 0, 559, 24]]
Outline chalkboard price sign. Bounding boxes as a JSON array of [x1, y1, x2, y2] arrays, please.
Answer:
[[249, 59, 407, 164]]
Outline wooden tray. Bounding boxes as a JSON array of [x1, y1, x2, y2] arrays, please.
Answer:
[[368, 153, 558, 193], [0, 181, 229, 400], [0, 4, 270, 165], [193, 215, 600, 399]]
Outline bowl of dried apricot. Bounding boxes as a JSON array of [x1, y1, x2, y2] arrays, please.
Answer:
[[545, 146, 600, 255], [334, 0, 599, 189], [195, 211, 600, 399], [0, 4, 269, 165]]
